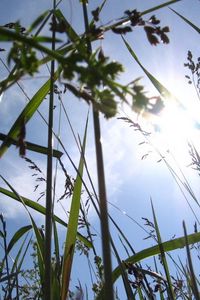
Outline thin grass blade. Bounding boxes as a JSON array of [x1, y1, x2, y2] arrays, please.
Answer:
[[151, 199, 175, 300], [0, 27, 65, 63], [0, 186, 92, 248], [8, 235, 32, 298], [61, 117, 88, 300], [6, 225, 32, 254], [0, 68, 61, 158], [183, 221, 200, 300], [27, 10, 51, 34], [0, 132, 63, 158], [54, 9, 80, 41], [0, 176, 45, 290], [170, 8, 200, 34], [141, 0, 181, 16], [96, 230, 200, 300], [121, 36, 184, 108]]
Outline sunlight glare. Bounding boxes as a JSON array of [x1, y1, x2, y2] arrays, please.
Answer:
[[151, 101, 200, 163]]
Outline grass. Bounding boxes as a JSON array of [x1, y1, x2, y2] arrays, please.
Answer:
[[0, 0, 200, 299]]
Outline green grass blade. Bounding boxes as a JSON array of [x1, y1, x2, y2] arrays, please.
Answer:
[[61, 117, 88, 300], [183, 221, 200, 300], [141, 0, 182, 16], [170, 8, 200, 34], [151, 200, 175, 300], [0, 132, 63, 158], [7, 225, 32, 254], [0, 272, 21, 283], [96, 231, 200, 300], [8, 235, 32, 298], [54, 9, 80, 41], [52, 219, 61, 299], [0, 176, 45, 286], [0, 186, 92, 248], [0, 27, 65, 63], [0, 68, 61, 158], [103, 0, 181, 33], [121, 36, 184, 108], [27, 10, 51, 34], [111, 239, 135, 300], [121, 36, 200, 133], [52, 219, 60, 268]]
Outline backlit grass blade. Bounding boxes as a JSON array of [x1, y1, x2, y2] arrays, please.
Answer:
[[122, 36, 200, 131], [52, 219, 61, 299], [96, 230, 200, 300], [61, 117, 88, 300], [9, 235, 32, 298], [54, 9, 80, 42], [0, 186, 92, 248], [0, 132, 63, 158], [7, 225, 32, 253], [0, 27, 65, 63], [27, 10, 51, 34], [0, 68, 61, 158], [0, 176, 45, 287], [141, 0, 181, 16], [170, 8, 200, 34], [151, 199, 175, 300], [183, 221, 200, 300], [104, 0, 181, 32], [121, 36, 184, 108]]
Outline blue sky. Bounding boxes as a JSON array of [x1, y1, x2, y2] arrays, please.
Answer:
[[1, 0, 200, 298]]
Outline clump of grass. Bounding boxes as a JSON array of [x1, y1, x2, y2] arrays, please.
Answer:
[[1, 1, 200, 300]]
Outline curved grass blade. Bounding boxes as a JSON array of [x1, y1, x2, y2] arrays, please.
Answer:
[[6, 225, 32, 254], [151, 200, 175, 300], [183, 221, 200, 300], [0, 132, 63, 158], [0, 68, 61, 158], [170, 8, 200, 34], [0, 27, 65, 63], [0, 176, 45, 287], [54, 9, 80, 42], [0, 272, 21, 284], [121, 36, 183, 108], [141, 0, 181, 16], [96, 230, 200, 300], [0, 187, 91, 248], [8, 235, 32, 299], [52, 219, 61, 299], [122, 36, 200, 130], [61, 117, 88, 300], [103, 0, 181, 32], [27, 10, 51, 34]]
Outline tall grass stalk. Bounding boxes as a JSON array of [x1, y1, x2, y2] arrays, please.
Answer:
[[44, 1, 56, 298], [82, 3, 114, 299]]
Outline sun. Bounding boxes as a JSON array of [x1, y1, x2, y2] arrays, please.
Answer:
[[149, 99, 200, 164]]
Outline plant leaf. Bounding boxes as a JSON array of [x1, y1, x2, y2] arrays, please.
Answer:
[[0, 68, 61, 158], [170, 8, 200, 34], [0, 175, 45, 284], [96, 230, 200, 300], [61, 116, 88, 300], [54, 9, 80, 41], [141, 0, 182, 16], [7, 225, 32, 253], [151, 200, 175, 300], [0, 132, 63, 158], [0, 186, 91, 248], [121, 36, 190, 115]]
